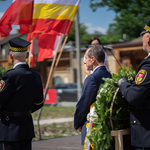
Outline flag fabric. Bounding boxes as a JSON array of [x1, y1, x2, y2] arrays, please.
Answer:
[[27, 32, 39, 41], [0, 0, 33, 36], [0, 0, 80, 64], [37, 33, 63, 62], [20, 24, 32, 34], [0, 24, 12, 37], [0, 0, 80, 37], [32, 0, 80, 35]]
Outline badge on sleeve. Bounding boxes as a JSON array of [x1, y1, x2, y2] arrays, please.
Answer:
[[0, 80, 5, 91], [135, 69, 147, 85]]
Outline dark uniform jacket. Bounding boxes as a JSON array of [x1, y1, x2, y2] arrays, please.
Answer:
[[74, 65, 111, 129], [119, 56, 150, 147], [0, 64, 43, 141]]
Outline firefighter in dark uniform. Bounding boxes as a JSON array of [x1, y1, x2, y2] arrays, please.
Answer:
[[118, 18, 150, 150], [0, 37, 44, 150]]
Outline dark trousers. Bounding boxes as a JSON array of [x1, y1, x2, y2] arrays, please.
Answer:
[[0, 140, 32, 150]]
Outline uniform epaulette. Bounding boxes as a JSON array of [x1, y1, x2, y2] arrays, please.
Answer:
[[4, 68, 15, 75], [34, 99, 44, 105], [144, 56, 148, 59]]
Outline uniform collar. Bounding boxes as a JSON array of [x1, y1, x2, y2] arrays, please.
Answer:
[[144, 53, 150, 59], [13, 62, 27, 69]]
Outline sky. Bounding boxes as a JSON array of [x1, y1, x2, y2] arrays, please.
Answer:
[[79, 0, 115, 34], [0, 0, 116, 34]]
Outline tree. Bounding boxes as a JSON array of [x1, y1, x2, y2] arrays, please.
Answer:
[[68, 22, 94, 47], [99, 24, 122, 43], [89, 0, 150, 40]]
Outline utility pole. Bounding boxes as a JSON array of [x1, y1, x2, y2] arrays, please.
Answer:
[[75, 10, 82, 100]]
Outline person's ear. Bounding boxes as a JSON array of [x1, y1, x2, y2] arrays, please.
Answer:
[[148, 34, 150, 44], [147, 35, 150, 46], [91, 56, 96, 63], [10, 52, 13, 59], [26, 52, 29, 59]]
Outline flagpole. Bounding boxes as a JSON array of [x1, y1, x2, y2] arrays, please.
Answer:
[[55, 35, 68, 67], [45, 35, 62, 90], [28, 39, 33, 67], [27, 25, 33, 67], [37, 35, 63, 140], [75, 10, 82, 99]]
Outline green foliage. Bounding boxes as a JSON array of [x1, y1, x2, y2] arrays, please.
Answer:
[[68, 22, 107, 46], [0, 66, 7, 79], [68, 22, 93, 46], [100, 24, 123, 43], [0, 65, 12, 79], [88, 66, 136, 150], [89, 0, 150, 40], [99, 33, 122, 43]]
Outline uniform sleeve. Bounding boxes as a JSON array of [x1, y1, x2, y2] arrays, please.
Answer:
[[119, 65, 150, 107], [31, 75, 44, 113], [74, 76, 98, 129], [0, 72, 14, 106]]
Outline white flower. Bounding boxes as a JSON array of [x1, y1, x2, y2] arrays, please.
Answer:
[[87, 106, 98, 121]]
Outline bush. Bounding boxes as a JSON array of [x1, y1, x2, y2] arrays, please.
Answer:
[[0, 65, 12, 79]]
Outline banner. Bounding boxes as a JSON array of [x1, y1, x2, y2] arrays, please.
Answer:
[[32, 0, 80, 35], [0, 0, 33, 36]]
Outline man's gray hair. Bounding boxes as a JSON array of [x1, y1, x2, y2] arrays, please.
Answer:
[[11, 51, 28, 60], [88, 44, 105, 63]]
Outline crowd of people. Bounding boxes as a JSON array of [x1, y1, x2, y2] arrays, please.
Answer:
[[74, 18, 150, 150], [0, 18, 150, 150]]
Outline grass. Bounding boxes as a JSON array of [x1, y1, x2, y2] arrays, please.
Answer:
[[32, 105, 79, 140], [33, 122, 80, 141], [32, 105, 76, 120]]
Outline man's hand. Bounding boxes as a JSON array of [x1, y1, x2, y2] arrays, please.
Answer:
[[118, 77, 128, 87], [77, 126, 82, 132]]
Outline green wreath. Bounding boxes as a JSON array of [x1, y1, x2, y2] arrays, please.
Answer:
[[88, 66, 136, 150]]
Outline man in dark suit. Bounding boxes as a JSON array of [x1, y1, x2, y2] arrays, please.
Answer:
[[118, 18, 150, 150], [74, 44, 111, 146], [0, 37, 44, 150]]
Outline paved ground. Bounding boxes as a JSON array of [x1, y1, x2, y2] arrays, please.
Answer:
[[32, 135, 82, 150], [33, 102, 79, 150]]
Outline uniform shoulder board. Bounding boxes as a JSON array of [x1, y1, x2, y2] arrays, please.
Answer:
[[144, 56, 148, 59], [6, 68, 14, 73], [0, 80, 5, 91], [34, 99, 44, 105], [135, 69, 147, 85]]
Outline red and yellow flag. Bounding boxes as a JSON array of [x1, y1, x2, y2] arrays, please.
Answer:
[[0, 0, 33, 37], [37, 33, 63, 62], [0, 0, 80, 37], [32, 0, 80, 35]]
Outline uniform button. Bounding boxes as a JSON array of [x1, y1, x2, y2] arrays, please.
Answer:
[[133, 120, 136, 124]]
